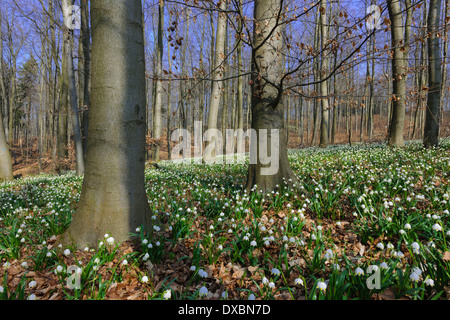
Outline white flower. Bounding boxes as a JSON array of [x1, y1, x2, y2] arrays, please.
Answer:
[[248, 293, 256, 300], [221, 291, 228, 299], [163, 290, 171, 300], [121, 259, 128, 266], [262, 277, 269, 285], [379, 262, 389, 270], [142, 253, 150, 261], [268, 282, 275, 288], [410, 272, 420, 282], [28, 280, 37, 288], [198, 286, 208, 297], [324, 249, 334, 260], [55, 265, 63, 273], [376, 243, 384, 250], [432, 223, 442, 232], [27, 294, 37, 300], [295, 278, 304, 286], [250, 240, 257, 247], [271, 268, 280, 276], [411, 242, 420, 254], [317, 281, 327, 292], [0, 286, 3, 293], [106, 237, 115, 245], [63, 249, 71, 256], [198, 269, 208, 278], [424, 278, 434, 287], [355, 267, 364, 276]]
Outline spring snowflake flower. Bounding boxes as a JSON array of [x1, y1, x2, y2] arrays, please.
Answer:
[[271, 268, 280, 276], [198, 269, 208, 278], [387, 243, 394, 250], [379, 262, 389, 270], [163, 290, 171, 300], [432, 223, 442, 232], [410, 272, 420, 282], [198, 286, 208, 297], [262, 277, 269, 285], [27, 294, 37, 300], [355, 267, 364, 276], [0, 286, 3, 293], [268, 282, 275, 289], [142, 253, 150, 261], [376, 243, 384, 250], [248, 293, 256, 300], [190, 266, 196, 272], [424, 278, 434, 287], [28, 280, 37, 288], [63, 249, 71, 256], [106, 237, 115, 245], [221, 291, 228, 299], [121, 259, 128, 266], [404, 223, 411, 230], [411, 242, 420, 254], [317, 281, 327, 292], [250, 240, 257, 247], [295, 278, 304, 286], [324, 249, 334, 260]]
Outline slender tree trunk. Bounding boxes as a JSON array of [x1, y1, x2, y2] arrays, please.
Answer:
[[60, 0, 151, 248], [205, 0, 227, 162], [424, 0, 443, 148], [387, 0, 409, 146], [319, 0, 329, 148]]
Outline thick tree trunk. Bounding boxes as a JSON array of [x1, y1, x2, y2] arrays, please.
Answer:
[[60, 0, 151, 248], [423, 0, 442, 148], [246, 0, 297, 193]]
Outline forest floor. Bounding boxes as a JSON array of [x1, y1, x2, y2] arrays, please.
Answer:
[[1, 136, 450, 301]]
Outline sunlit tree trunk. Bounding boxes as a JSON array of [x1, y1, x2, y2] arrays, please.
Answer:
[[60, 0, 151, 248]]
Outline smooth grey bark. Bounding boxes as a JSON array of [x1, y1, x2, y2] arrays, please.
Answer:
[[246, 0, 297, 193], [205, 0, 227, 162], [80, 0, 91, 160], [151, 0, 164, 161], [387, 0, 410, 147], [0, 13, 13, 181], [319, 0, 330, 148], [60, 0, 151, 248], [423, 0, 442, 148]]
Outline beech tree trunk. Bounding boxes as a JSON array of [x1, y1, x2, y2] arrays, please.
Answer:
[[423, 0, 442, 148], [60, 0, 151, 248], [246, 0, 297, 193]]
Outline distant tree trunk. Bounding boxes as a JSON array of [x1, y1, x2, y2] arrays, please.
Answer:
[[236, 0, 245, 154], [423, 0, 442, 148], [387, 0, 409, 147], [319, 0, 330, 148], [205, 0, 227, 162], [151, 0, 164, 161], [60, 0, 151, 248], [246, 0, 297, 193], [57, 24, 69, 171]]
